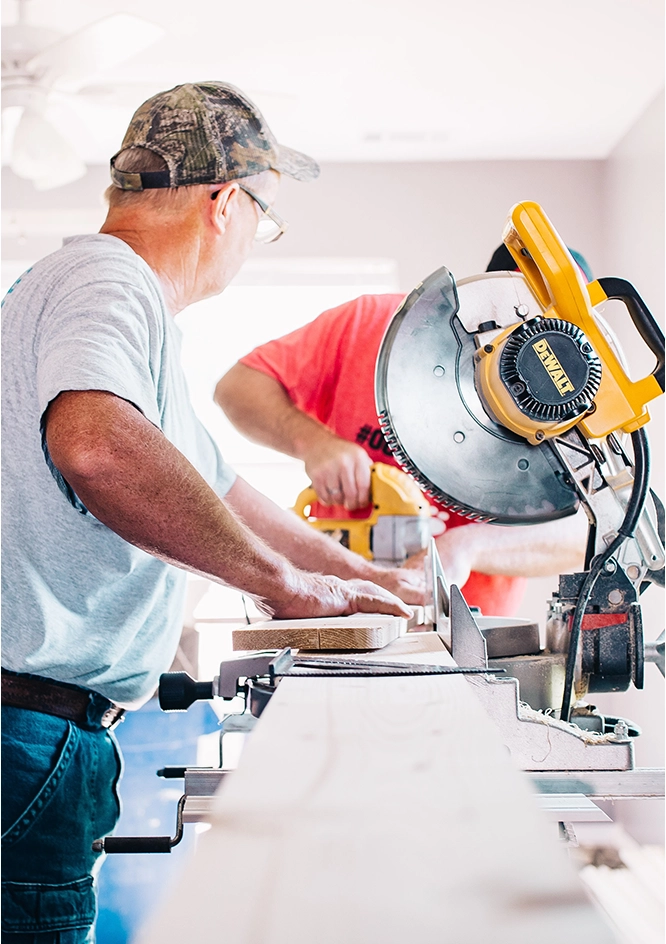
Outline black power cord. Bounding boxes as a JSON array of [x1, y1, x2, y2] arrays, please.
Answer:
[[560, 428, 650, 722]]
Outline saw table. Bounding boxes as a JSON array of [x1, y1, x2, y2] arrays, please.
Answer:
[[136, 632, 618, 944]]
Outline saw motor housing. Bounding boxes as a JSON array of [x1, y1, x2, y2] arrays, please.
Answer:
[[476, 316, 603, 445]]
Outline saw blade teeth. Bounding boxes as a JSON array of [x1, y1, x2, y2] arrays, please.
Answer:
[[376, 410, 495, 523]]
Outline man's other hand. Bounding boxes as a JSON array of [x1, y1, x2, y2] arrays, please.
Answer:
[[305, 439, 373, 511], [266, 572, 413, 620]]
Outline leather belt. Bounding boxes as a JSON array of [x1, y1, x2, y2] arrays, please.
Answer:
[[1, 670, 125, 729]]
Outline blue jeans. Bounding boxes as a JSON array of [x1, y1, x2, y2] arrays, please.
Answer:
[[1, 694, 123, 943]]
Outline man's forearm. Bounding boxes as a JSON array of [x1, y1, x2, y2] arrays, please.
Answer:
[[215, 363, 334, 461], [224, 477, 424, 604], [45, 391, 301, 610], [45, 390, 420, 614], [216, 363, 374, 509], [224, 475, 378, 580]]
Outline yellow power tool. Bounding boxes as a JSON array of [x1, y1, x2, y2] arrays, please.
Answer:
[[293, 462, 431, 566]]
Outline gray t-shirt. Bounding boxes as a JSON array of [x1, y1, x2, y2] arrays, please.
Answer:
[[1, 234, 236, 707]]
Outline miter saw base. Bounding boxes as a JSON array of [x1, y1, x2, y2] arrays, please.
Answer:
[[445, 583, 637, 771]]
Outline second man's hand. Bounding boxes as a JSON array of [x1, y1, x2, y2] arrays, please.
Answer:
[[215, 365, 374, 511], [304, 437, 373, 511]]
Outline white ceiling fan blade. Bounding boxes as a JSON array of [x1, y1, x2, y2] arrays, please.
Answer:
[[11, 106, 87, 190], [26, 14, 165, 94], [2, 104, 25, 159]]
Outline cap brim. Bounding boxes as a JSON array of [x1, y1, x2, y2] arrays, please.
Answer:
[[273, 144, 320, 182]]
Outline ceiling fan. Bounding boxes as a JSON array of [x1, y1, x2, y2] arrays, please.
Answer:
[[2, 1, 165, 190]]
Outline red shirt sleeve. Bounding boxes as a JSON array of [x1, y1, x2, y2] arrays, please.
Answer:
[[239, 295, 404, 426]]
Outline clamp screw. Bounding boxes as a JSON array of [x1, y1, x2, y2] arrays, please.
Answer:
[[483, 344, 494, 354], [613, 720, 629, 738], [516, 304, 529, 317], [534, 430, 545, 442]]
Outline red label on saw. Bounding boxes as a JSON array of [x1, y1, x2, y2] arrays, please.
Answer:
[[568, 612, 628, 630]]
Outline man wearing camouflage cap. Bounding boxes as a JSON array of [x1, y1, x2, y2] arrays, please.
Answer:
[[1, 82, 422, 941]]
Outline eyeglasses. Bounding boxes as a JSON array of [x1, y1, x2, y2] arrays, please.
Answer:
[[239, 184, 289, 243], [210, 184, 289, 243]]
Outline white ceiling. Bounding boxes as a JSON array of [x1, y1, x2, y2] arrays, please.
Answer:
[[2, 0, 664, 164]]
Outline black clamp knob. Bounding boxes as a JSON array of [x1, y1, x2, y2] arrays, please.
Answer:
[[158, 672, 214, 711]]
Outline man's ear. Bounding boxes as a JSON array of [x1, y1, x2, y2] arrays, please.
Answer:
[[208, 183, 240, 235]]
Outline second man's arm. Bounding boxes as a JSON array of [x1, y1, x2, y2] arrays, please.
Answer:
[[215, 363, 373, 510]]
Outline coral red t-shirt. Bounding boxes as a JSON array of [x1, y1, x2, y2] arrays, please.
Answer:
[[240, 294, 526, 615]]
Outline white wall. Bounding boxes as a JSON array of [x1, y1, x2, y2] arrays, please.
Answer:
[[3, 159, 606, 288], [252, 159, 606, 291]]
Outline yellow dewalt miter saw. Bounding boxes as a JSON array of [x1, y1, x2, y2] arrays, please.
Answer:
[[376, 201, 665, 742], [293, 462, 431, 566]]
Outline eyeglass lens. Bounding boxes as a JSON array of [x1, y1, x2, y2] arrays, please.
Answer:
[[254, 217, 282, 243]]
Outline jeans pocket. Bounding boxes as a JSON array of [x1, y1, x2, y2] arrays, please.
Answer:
[[1, 876, 95, 934], [1, 721, 79, 849]]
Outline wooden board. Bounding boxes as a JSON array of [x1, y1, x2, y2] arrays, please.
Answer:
[[232, 613, 408, 651], [138, 633, 614, 944]]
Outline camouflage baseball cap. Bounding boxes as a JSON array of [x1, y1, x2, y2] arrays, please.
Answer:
[[110, 81, 319, 190]]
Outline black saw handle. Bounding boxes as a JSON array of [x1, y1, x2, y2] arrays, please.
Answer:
[[598, 277, 665, 391]]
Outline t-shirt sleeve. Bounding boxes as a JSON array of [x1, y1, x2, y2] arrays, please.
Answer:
[[34, 262, 172, 513], [36, 272, 165, 429], [34, 262, 238, 507], [239, 299, 366, 424]]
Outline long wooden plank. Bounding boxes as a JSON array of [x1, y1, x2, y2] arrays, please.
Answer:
[[138, 633, 614, 944]]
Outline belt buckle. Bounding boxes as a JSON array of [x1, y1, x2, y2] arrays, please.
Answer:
[[100, 705, 125, 729]]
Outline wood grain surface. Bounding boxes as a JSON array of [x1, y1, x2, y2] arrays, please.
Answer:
[[138, 634, 615, 944], [232, 614, 407, 651]]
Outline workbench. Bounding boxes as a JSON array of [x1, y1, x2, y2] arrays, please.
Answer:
[[137, 632, 615, 944]]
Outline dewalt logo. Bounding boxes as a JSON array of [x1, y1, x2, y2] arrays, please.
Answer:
[[532, 339, 575, 396]]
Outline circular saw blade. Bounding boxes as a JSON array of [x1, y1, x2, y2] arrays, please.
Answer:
[[375, 267, 579, 524]]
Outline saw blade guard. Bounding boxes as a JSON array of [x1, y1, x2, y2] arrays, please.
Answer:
[[374, 267, 580, 524]]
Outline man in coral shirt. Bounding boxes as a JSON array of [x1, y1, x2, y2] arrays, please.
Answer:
[[215, 249, 589, 615]]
